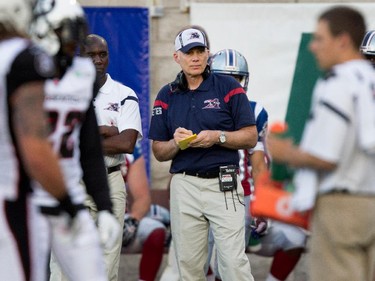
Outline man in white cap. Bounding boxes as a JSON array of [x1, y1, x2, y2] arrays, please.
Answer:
[[149, 26, 258, 281]]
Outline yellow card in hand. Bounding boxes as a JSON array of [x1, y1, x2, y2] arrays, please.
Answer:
[[178, 134, 197, 150]]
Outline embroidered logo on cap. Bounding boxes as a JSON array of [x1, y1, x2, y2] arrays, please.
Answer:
[[189, 32, 200, 40]]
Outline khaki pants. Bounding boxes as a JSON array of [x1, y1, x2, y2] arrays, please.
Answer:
[[170, 173, 253, 281], [86, 171, 126, 281], [310, 193, 375, 281]]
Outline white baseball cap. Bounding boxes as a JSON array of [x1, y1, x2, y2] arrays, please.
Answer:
[[174, 28, 208, 53]]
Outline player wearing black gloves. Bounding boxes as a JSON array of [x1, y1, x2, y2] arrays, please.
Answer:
[[0, 1, 88, 280]]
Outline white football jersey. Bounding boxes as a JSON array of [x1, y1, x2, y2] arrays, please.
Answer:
[[0, 38, 55, 200], [33, 57, 96, 206], [238, 100, 268, 196], [0, 39, 29, 199], [301, 60, 375, 194]]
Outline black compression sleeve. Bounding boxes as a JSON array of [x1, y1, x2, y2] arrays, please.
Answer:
[[80, 102, 112, 212]]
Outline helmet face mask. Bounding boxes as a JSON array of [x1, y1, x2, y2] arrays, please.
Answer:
[[55, 17, 87, 55], [30, 0, 87, 57], [210, 49, 249, 91], [360, 30, 375, 66], [232, 74, 248, 91]]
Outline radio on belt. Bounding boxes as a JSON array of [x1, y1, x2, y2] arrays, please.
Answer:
[[219, 165, 237, 192]]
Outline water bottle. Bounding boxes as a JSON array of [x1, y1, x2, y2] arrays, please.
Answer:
[[269, 122, 293, 182]]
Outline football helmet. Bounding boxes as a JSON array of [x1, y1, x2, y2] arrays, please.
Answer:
[[360, 30, 375, 65], [0, 0, 35, 35], [210, 49, 249, 91], [30, 0, 87, 57]]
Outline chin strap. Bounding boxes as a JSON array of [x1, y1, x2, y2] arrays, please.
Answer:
[[55, 50, 73, 77]]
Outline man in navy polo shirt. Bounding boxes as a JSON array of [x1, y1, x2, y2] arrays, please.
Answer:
[[149, 26, 258, 281]]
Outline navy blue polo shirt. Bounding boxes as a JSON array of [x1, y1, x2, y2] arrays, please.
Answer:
[[149, 73, 255, 174]]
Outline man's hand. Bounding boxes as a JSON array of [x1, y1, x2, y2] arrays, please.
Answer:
[[266, 133, 295, 164], [189, 130, 220, 148], [253, 217, 268, 235], [122, 216, 139, 247], [97, 211, 121, 250], [173, 127, 194, 147]]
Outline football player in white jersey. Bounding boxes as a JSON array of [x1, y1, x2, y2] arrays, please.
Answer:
[[0, 0, 83, 280], [209, 49, 307, 281], [29, 0, 120, 280]]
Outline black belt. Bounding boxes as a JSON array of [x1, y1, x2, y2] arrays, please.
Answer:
[[39, 204, 85, 216], [326, 189, 350, 195], [325, 189, 375, 198], [107, 164, 121, 174], [182, 170, 220, 179]]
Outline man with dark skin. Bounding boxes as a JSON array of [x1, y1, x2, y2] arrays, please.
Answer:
[[82, 34, 143, 281]]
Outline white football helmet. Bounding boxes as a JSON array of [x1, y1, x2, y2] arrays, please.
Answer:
[[0, 0, 35, 35], [30, 0, 87, 56], [210, 49, 250, 91], [360, 30, 375, 65]]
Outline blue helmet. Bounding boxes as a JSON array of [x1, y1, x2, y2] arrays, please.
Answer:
[[210, 49, 249, 91], [360, 30, 375, 65]]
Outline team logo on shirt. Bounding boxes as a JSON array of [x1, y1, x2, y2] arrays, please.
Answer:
[[202, 98, 220, 109], [104, 103, 119, 112]]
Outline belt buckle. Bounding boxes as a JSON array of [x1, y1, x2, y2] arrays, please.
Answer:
[[107, 164, 120, 174]]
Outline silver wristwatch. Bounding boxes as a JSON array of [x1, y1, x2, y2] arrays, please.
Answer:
[[219, 131, 226, 144]]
